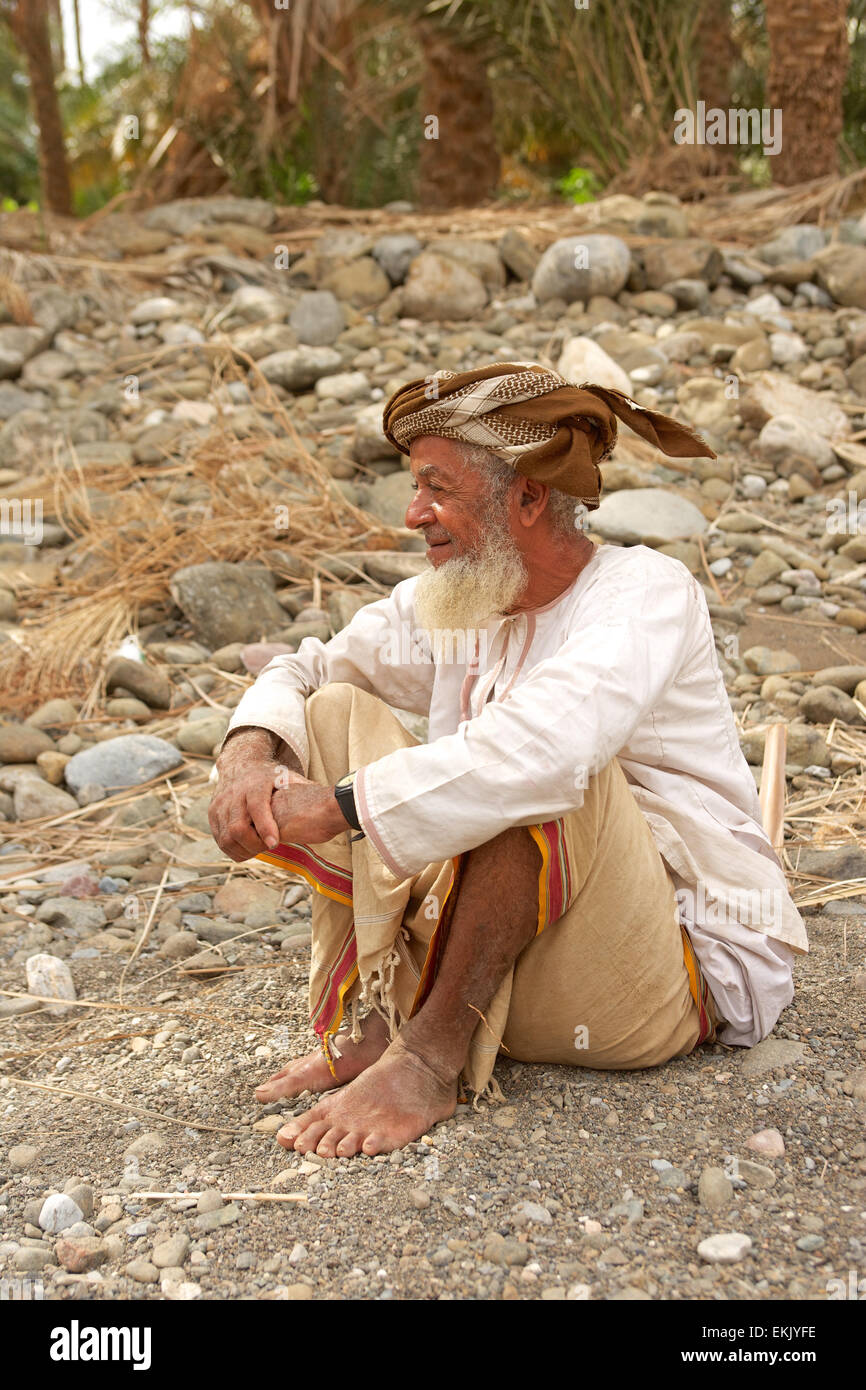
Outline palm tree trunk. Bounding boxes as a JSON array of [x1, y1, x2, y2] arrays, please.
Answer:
[[414, 25, 499, 209], [71, 0, 84, 83], [139, 0, 151, 67], [8, 0, 72, 215], [766, 0, 848, 185]]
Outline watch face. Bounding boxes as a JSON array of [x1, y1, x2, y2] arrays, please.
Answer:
[[336, 773, 356, 791]]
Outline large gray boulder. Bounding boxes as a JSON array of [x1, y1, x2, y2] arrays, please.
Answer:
[[401, 253, 487, 320], [64, 735, 183, 797], [591, 488, 708, 546], [532, 235, 631, 304], [289, 291, 345, 346], [170, 561, 287, 648]]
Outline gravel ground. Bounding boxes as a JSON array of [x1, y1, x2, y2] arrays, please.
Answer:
[[1, 893, 864, 1303]]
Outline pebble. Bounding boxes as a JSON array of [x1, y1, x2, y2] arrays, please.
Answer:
[[38, 1193, 84, 1234], [697, 1233, 753, 1264], [698, 1166, 733, 1211], [747, 1127, 785, 1157], [7, 1144, 41, 1171], [151, 1233, 190, 1268]]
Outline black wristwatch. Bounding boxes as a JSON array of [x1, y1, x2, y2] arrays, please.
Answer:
[[334, 771, 365, 842]]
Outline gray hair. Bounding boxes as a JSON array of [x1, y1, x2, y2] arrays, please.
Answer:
[[451, 440, 583, 540]]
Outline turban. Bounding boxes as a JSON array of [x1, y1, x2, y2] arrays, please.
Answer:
[[381, 361, 715, 509]]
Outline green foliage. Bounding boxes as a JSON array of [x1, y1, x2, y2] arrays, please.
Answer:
[[555, 166, 601, 203]]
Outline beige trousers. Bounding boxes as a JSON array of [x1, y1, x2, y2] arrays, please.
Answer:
[[256, 683, 717, 1096]]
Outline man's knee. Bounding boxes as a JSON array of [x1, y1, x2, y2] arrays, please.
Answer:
[[305, 682, 359, 728]]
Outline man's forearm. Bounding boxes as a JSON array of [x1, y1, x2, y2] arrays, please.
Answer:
[[218, 726, 303, 776]]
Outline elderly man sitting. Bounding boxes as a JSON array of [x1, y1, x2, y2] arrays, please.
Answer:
[[209, 361, 808, 1159]]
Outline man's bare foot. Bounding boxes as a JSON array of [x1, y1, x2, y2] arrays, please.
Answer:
[[254, 1011, 390, 1103], [275, 1035, 457, 1157]]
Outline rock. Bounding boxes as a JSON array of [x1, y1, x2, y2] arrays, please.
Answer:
[[498, 228, 540, 282], [739, 372, 849, 440], [675, 377, 737, 439], [697, 1233, 753, 1264], [144, 196, 274, 235], [758, 225, 826, 264], [799, 685, 864, 725], [0, 326, 47, 379], [157, 932, 201, 961], [169, 561, 287, 647], [7, 1143, 41, 1171], [0, 723, 55, 763], [812, 665, 866, 694], [284, 1283, 313, 1300], [196, 1190, 225, 1214], [740, 1038, 805, 1076], [213, 880, 281, 914], [54, 1236, 108, 1273], [125, 1258, 159, 1283], [315, 370, 370, 403], [39, 1194, 84, 1234], [401, 253, 487, 321], [747, 1128, 785, 1158], [757, 416, 834, 471], [176, 716, 229, 755], [289, 291, 345, 346], [371, 234, 423, 285], [151, 1233, 190, 1269], [14, 1246, 54, 1272], [181, 949, 229, 980], [257, 346, 343, 391], [194, 1200, 241, 1231], [361, 471, 415, 527], [813, 244, 866, 308], [25, 954, 76, 1014], [532, 234, 631, 304], [557, 337, 632, 394], [591, 489, 708, 545], [742, 645, 799, 676], [352, 402, 399, 464], [842, 1067, 866, 1100], [64, 734, 183, 797], [239, 642, 294, 675], [641, 239, 722, 289], [427, 237, 506, 290], [13, 776, 79, 819], [38, 897, 106, 930], [25, 698, 77, 730], [320, 256, 391, 306], [124, 1130, 167, 1158], [698, 1166, 733, 1211], [517, 1201, 553, 1225], [105, 657, 171, 709], [129, 296, 183, 325], [736, 1158, 777, 1189], [362, 551, 429, 585]]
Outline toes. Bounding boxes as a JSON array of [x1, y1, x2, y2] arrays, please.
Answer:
[[315, 1126, 347, 1158], [336, 1131, 364, 1157], [361, 1132, 390, 1157], [293, 1120, 331, 1153]]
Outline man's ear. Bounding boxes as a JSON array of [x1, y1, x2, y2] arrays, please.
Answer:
[[516, 477, 550, 527]]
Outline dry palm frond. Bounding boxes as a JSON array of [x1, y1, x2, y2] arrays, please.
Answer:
[[0, 345, 400, 711]]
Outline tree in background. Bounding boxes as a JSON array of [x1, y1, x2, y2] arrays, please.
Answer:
[[0, 0, 72, 214], [414, 19, 499, 206], [766, 0, 849, 184]]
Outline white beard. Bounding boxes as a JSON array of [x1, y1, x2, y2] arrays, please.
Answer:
[[413, 513, 528, 656]]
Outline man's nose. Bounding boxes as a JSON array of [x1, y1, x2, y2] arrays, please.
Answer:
[[405, 490, 432, 529]]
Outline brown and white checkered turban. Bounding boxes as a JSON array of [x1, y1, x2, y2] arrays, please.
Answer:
[[382, 361, 715, 509]]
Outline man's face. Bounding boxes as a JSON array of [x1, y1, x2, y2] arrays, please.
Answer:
[[404, 436, 529, 635], [405, 436, 502, 567]]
